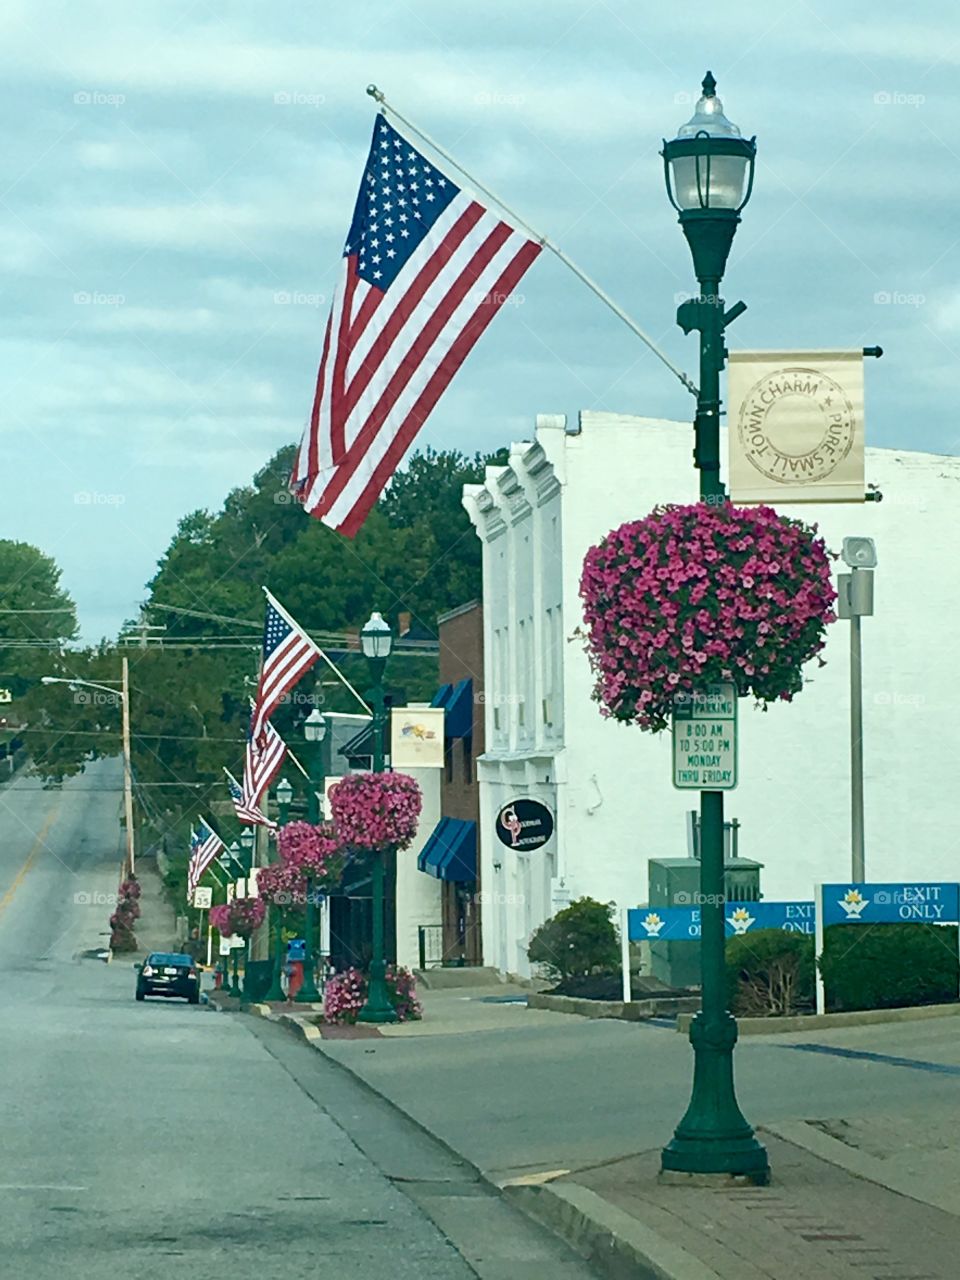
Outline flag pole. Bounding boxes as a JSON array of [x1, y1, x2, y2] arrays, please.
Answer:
[[366, 84, 698, 399]]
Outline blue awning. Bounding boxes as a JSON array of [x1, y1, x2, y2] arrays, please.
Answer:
[[417, 817, 477, 882], [430, 678, 473, 740]]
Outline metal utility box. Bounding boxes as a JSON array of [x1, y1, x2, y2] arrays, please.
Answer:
[[647, 854, 763, 989]]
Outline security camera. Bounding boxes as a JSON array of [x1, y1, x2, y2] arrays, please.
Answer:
[[841, 537, 877, 569]]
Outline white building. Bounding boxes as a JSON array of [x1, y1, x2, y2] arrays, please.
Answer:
[[464, 411, 960, 978]]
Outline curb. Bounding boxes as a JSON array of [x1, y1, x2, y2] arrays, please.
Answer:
[[504, 1181, 720, 1280], [677, 1000, 960, 1036], [763, 1121, 960, 1218], [251, 1003, 719, 1280], [529, 993, 701, 1021]]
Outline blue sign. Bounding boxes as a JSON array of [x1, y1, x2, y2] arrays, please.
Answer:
[[628, 900, 815, 943], [821, 883, 960, 927]]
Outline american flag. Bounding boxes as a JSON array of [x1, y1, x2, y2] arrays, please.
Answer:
[[225, 766, 274, 829], [241, 715, 286, 819], [251, 590, 321, 740], [291, 114, 541, 536], [188, 818, 224, 899]]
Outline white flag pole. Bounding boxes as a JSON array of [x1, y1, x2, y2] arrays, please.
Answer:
[[621, 907, 632, 1004], [366, 84, 698, 399], [262, 587, 371, 715]]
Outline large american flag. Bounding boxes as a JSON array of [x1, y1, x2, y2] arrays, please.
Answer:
[[291, 114, 542, 536], [251, 590, 321, 740], [187, 818, 224, 899]]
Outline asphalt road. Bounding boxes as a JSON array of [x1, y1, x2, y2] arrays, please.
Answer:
[[0, 762, 598, 1279]]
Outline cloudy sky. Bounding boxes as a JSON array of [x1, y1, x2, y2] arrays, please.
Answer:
[[2, 1, 956, 641]]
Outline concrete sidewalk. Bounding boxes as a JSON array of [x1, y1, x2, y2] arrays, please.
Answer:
[[131, 854, 178, 955], [238, 987, 960, 1280]]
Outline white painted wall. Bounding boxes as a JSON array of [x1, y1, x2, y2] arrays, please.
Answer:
[[393, 765, 442, 971], [466, 410, 960, 977]]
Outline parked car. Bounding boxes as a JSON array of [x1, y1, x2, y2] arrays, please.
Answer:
[[135, 953, 201, 1003]]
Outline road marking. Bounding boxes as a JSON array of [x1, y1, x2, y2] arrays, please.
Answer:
[[782, 1042, 960, 1076], [0, 1185, 88, 1192], [0, 806, 60, 920]]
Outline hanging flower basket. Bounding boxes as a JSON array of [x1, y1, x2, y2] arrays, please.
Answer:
[[328, 772, 422, 852], [276, 820, 345, 889], [210, 897, 266, 939], [256, 861, 308, 910], [579, 502, 837, 733]]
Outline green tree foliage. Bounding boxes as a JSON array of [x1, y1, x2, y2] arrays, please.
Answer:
[[0, 540, 78, 693], [527, 897, 621, 983]]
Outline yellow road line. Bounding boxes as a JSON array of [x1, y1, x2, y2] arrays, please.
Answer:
[[0, 806, 60, 919]]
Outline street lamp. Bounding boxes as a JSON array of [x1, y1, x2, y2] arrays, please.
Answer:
[[42, 665, 136, 878], [659, 74, 768, 1186], [264, 776, 296, 1004], [296, 709, 328, 1004], [239, 826, 255, 868], [357, 611, 397, 1024], [839, 537, 877, 882], [276, 776, 293, 826]]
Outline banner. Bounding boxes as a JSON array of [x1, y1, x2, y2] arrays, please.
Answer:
[[728, 350, 864, 503], [627, 900, 815, 942], [390, 707, 445, 768]]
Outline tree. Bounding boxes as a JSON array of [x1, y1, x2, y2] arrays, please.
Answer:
[[0, 541, 78, 694]]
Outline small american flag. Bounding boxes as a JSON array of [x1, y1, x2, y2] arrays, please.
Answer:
[[291, 114, 541, 536], [188, 818, 224, 899], [225, 766, 274, 829], [251, 590, 321, 740], [241, 716, 286, 819]]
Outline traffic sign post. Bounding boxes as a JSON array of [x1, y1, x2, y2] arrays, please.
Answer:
[[672, 683, 738, 790]]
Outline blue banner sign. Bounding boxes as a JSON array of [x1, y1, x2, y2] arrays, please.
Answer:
[[821, 883, 960, 927], [628, 901, 815, 943]]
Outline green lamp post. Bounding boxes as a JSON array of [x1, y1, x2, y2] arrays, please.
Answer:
[[239, 827, 257, 1002], [264, 777, 295, 1002], [659, 73, 769, 1185], [296, 707, 327, 1004], [356, 611, 399, 1025]]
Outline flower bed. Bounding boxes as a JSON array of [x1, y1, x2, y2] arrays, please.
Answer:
[[322, 965, 422, 1024], [580, 502, 836, 731]]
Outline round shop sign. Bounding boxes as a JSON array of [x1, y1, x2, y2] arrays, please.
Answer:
[[495, 799, 554, 851], [736, 365, 856, 486]]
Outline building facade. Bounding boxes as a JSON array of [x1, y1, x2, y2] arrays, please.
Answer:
[[465, 411, 960, 978]]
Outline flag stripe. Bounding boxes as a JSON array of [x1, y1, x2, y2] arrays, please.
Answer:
[[312, 231, 538, 526]]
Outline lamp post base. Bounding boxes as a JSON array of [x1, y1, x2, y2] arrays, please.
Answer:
[[295, 892, 321, 1003], [660, 1011, 769, 1184], [357, 971, 398, 1024]]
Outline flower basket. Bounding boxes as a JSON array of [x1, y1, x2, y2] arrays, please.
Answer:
[[256, 861, 308, 911], [210, 897, 266, 939], [276, 820, 345, 890], [322, 965, 422, 1024], [579, 502, 836, 732], [328, 772, 422, 852]]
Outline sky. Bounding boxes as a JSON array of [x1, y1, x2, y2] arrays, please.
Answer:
[[2, 0, 958, 642]]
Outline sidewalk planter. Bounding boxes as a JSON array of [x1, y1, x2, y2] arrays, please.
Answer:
[[528, 993, 700, 1020]]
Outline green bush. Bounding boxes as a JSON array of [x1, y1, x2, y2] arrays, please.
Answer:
[[725, 929, 815, 1017], [820, 923, 959, 1012], [527, 897, 620, 983]]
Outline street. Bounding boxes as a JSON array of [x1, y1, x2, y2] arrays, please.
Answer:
[[0, 763, 597, 1279]]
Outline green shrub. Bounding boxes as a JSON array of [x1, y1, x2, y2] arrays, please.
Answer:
[[725, 929, 815, 1017], [820, 923, 959, 1012], [527, 897, 620, 983]]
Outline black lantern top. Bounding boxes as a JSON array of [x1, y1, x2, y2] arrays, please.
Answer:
[[662, 72, 756, 214]]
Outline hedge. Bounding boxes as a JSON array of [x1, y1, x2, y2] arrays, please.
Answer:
[[819, 922, 959, 1012]]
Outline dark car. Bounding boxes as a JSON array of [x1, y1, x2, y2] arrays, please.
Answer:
[[135, 953, 201, 1004]]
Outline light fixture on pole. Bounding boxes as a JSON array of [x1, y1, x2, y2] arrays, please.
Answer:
[[659, 74, 768, 1187], [357, 611, 398, 1024], [276, 776, 293, 827], [838, 537, 877, 883], [297, 707, 329, 1005]]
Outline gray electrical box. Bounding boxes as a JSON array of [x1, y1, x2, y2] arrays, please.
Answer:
[[647, 853, 763, 989]]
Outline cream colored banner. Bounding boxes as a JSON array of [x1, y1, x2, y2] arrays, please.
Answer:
[[728, 350, 864, 503], [390, 706, 445, 768]]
